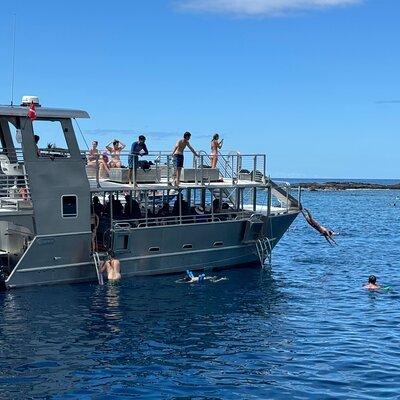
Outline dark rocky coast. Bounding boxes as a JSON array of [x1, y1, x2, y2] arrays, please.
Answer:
[[291, 181, 400, 191]]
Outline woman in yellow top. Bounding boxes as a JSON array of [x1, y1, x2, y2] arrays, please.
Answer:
[[210, 133, 223, 169]]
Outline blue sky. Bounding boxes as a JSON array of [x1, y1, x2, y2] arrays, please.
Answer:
[[0, 0, 399, 179]]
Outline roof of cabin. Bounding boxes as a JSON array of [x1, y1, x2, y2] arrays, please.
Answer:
[[0, 106, 90, 119]]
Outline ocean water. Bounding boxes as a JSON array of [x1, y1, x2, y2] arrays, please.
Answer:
[[1, 189, 400, 399]]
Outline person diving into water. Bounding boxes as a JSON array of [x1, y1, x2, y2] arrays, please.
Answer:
[[302, 208, 337, 246]]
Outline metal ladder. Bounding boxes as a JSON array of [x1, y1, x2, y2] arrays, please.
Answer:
[[255, 237, 272, 268], [93, 252, 104, 285]]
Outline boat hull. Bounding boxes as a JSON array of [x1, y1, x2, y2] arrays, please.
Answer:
[[5, 212, 298, 288]]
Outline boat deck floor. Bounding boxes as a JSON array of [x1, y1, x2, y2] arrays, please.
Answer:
[[89, 178, 265, 192]]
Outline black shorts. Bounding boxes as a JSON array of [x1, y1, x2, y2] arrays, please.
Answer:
[[174, 154, 184, 168]]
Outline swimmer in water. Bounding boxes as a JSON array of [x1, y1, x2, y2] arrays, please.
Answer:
[[178, 270, 227, 284], [363, 275, 381, 290], [302, 208, 337, 246], [100, 251, 121, 282]]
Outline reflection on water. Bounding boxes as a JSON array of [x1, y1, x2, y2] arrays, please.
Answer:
[[0, 190, 400, 399]]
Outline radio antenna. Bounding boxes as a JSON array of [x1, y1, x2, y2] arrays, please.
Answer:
[[10, 14, 17, 106]]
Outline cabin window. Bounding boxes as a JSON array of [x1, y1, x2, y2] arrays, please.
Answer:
[[213, 241, 223, 247], [148, 247, 160, 253], [32, 120, 70, 158], [182, 244, 193, 249], [115, 234, 129, 251], [61, 195, 78, 218]]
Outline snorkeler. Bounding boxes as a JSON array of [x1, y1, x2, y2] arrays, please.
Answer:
[[179, 270, 227, 284], [302, 208, 337, 246], [363, 275, 381, 290]]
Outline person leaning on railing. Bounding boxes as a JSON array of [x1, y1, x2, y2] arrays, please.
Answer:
[[128, 135, 149, 186]]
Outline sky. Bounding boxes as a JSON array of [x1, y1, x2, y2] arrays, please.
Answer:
[[0, 0, 399, 179]]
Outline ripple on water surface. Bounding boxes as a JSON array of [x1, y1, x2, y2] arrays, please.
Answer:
[[0, 190, 400, 399]]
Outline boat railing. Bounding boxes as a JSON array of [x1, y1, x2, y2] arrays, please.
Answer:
[[82, 149, 267, 186], [0, 148, 32, 211], [111, 209, 252, 230]]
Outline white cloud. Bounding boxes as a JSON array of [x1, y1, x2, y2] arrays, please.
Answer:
[[176, 0, 362, 16]]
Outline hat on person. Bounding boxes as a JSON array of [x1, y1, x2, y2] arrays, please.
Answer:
[[195, 206, 205, 215]]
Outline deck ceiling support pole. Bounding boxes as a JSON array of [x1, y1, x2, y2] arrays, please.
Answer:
[[201, 188, 206, 209], [235, 187, 240, 211], [253, 187, 257, 212], [186, 188, 191, 208], [145, 190, 148, 226], [110, 192, 113, 232], [267, 185, 272, 217], [211, 188, 214, 221], [178, 189, 182, 225]]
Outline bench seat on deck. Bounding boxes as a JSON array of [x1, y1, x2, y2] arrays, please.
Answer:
[[108, 167, 161, 184], [180, 168, 220, 183]]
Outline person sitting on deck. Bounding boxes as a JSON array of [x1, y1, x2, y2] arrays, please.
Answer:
[[87, 141, 109, 175], [128, 135, 149, 186], [194, 206, 208, 223], [363, 275, 381, 290], [124, 195, 141, 219], [172, 194, 189, 216], [302, 208, 337, 246], [100, 251, 121, 282], [106, 139, 126, 168], [172, 132, 199, 187], [157, 202, 170, 218], [212, 198, 221, 213]]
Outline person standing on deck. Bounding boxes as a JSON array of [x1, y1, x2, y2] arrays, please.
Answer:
[[106, 139, 126, 168], [210, 133, 223, 168], [100, 251, 121, 282], [172, 132, 199, 186], [128, 135, 149, 186]]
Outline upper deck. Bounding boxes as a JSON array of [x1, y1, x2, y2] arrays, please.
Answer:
[[0, 101, 300, 218]]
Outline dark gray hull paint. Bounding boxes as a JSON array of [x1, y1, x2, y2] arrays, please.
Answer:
[[6, 212, 298, 288]]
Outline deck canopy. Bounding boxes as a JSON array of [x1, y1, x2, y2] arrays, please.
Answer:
[[0, 106, 90, 119]]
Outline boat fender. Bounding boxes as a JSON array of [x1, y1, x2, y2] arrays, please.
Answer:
[[198, 273, 205, 283]]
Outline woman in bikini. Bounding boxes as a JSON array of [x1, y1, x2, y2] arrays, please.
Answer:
[[87, 141, 109, 175], [106, 139, 126, 168], [210, 133, 223, 169]]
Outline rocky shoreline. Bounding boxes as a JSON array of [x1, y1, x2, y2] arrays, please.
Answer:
[[290, 181, 400, 191]]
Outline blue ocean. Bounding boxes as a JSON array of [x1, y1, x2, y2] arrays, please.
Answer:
[[1, 189, 400, 399]]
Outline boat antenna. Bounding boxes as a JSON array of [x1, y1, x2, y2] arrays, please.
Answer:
[[10, 13, 17, 106], [73, 118, 90, 150]]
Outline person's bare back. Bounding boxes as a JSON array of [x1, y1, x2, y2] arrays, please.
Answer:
[[101, 252, 121, 281]]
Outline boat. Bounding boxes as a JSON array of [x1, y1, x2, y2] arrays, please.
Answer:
[[0, 96, 301, 289]]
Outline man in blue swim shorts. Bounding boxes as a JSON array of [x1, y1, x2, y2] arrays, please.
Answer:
[[171, 131, 199, 186]]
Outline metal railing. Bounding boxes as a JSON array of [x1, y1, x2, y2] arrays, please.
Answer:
[[0, 148, 32, 211], [111, 209, 252, 230], [82, 149, 267, 187]]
